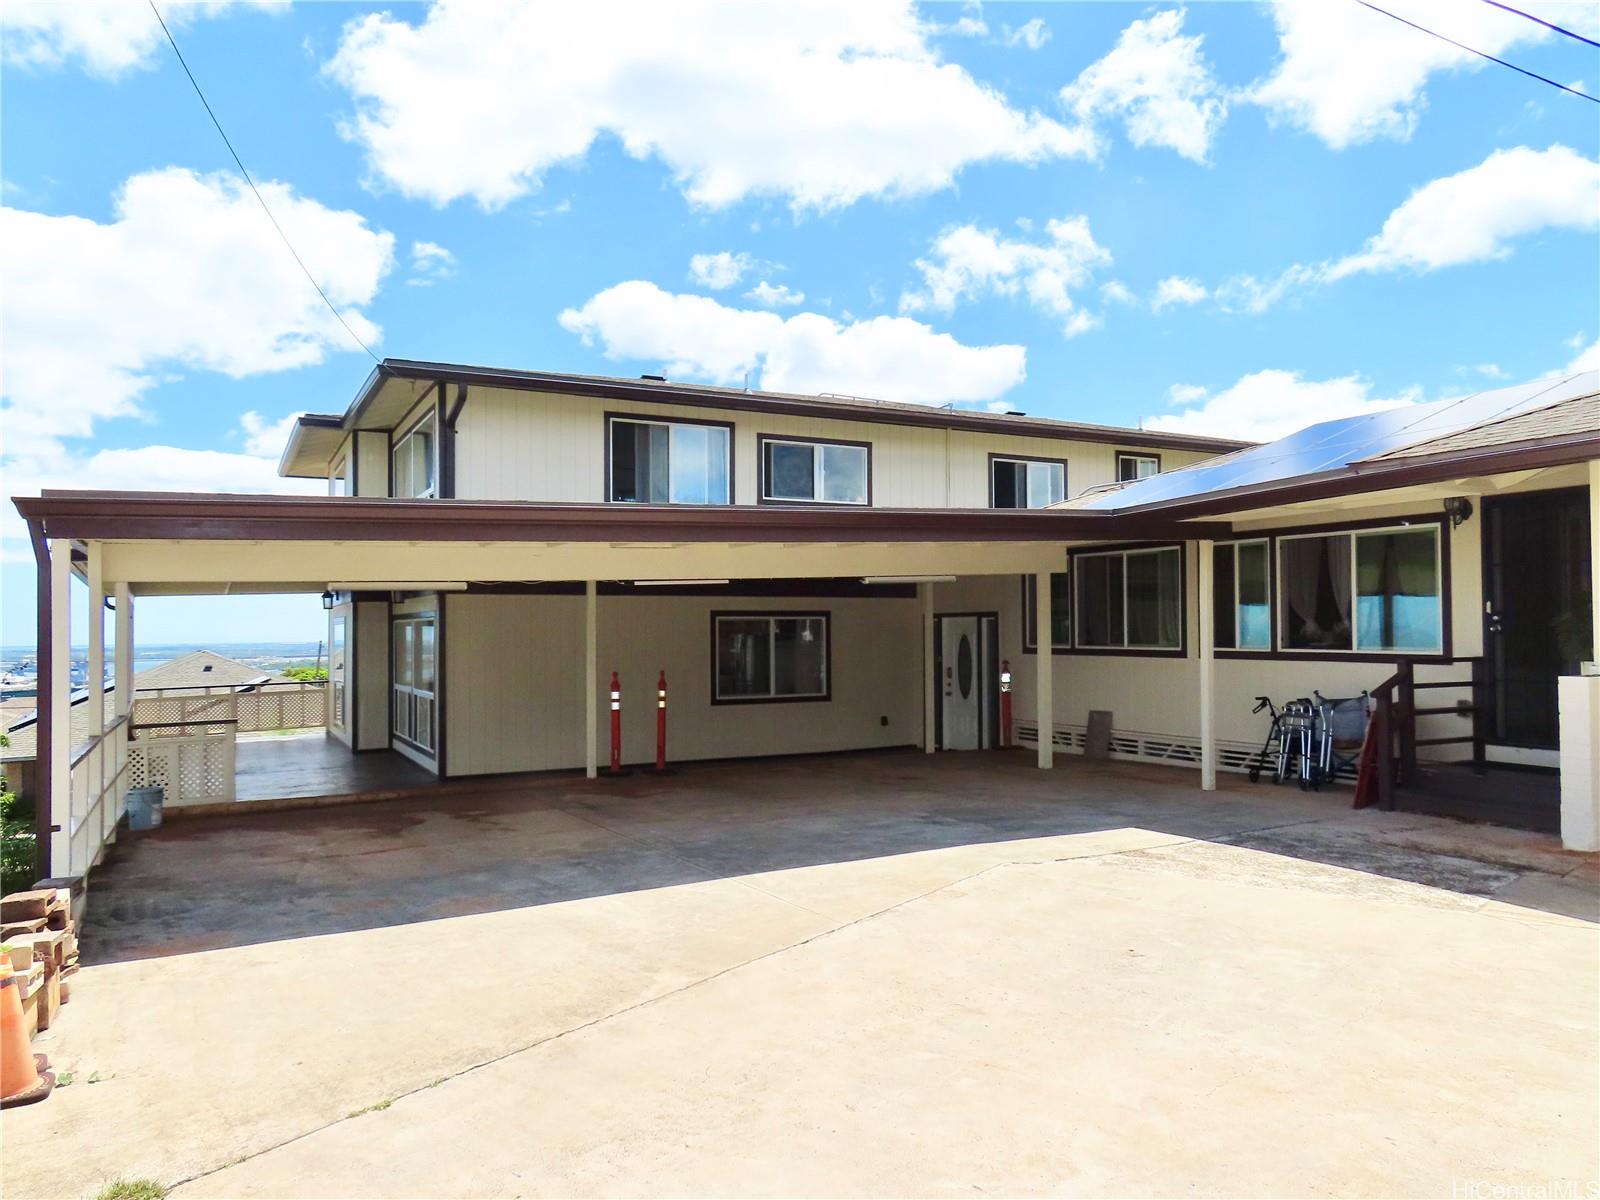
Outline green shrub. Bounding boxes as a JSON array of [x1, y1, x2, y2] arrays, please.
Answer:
[[0, 734, 37, 894]]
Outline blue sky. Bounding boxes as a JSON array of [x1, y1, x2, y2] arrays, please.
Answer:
[[2, 0, 1597, 645]]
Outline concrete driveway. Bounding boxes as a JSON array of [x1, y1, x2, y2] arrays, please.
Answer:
[[3, 751, 1596, 1199]]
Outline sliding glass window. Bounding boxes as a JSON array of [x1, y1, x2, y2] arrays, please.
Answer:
[[1279, 525, 1442, 654], [1212, 540, 1271, 651], [1074, 546, 1182, 651], [610, 417, 731, 504]]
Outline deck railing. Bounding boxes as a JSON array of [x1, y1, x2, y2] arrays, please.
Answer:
[[56, 713, 132, 878], [131, 681, 327, 735], [1370, 656, 1486, 810]]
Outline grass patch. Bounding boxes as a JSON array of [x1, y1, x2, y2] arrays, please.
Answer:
[[94, 1180, 167, 1200], [347, 1098, 393, 1117]]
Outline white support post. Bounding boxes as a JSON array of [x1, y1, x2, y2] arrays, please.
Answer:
[[114, 584, 133, 719], [921, 582, 936, 753], [1034, 570, 1053, 769], [1592, 460, 1600, 668], [584, 580, 598, 780], [86, 543, 104, 738], [1197, 540, 1217, 792], [1557, 463, 1600, 850], [49, 539, 72, 872]]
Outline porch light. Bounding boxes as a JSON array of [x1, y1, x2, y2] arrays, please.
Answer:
[[321, 590, 335, 610], [860, 575, 957, 584], [1442, 497, 1474, 528]]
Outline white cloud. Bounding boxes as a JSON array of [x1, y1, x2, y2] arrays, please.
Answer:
[[324, 0, 1093, 212], [1217, 145, 1600, 311], [689, 251, 753, 290], [0, 167, 393, 459], [1, 1, 276, 78], [745, 281, 806, 308], [1004, 19, 1050, 50], [1151, 275, 1207, 311], [1567, 337, 1600, 373], [1145, 369, 1420, 443], [1100, 280, 1137, 306], [937, 14, 989, 38], [407, 239, 455, 286], [559, 280, 1025, 405], [1059, 9, 1226, 163], [900, 216, 1110, 337], [1246, 0, 1598, 149], [239, 410, 305, 458]]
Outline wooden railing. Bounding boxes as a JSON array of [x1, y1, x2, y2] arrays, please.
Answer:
[[1370, 657, 1486, 810], [56, 713, 132, 878]]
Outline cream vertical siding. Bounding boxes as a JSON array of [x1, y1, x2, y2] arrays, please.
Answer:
[[451, 386, 1215, 508], [354, 430, 390, 498], [442, 591, 921, 775], [353, 599, 390, 751]]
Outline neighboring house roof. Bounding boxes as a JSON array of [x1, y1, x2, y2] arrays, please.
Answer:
[[280, 358, 1256, 477], [3, 650, 273, 761], [1061, 370, 1599, 517]]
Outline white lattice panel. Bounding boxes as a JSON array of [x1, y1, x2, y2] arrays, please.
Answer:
[[128, 733, 236, 807]]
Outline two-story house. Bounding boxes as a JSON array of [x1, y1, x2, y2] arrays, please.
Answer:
[[14, 361, 1599, 884]]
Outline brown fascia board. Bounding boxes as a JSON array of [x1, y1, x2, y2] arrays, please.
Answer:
[[1091, 431, 1600, 521], [331, 359, 1255, 454], [13, 491, 1233, 544]]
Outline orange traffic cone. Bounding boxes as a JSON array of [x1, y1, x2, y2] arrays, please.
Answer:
[[0, 960, 53, 1108]]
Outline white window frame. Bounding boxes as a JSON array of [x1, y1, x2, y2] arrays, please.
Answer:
[[608, 416, 732, 505], [1215, 539, 1272, 653], [712, 613, 830, 702], [1276, 523, 1444, 655], [990, 458, 1066, 509], [1072, 545, 1184, 651], [329, 614, 348, 727], [1117, 453, 1160, 482], [759, 437, 870, 505], [391, 411, 437, 499]]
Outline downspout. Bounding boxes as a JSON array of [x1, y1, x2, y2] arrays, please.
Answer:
[[442, 382, 468, 499], [26, 517, 53, 880]]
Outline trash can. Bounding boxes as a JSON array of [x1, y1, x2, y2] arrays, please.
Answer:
[[126, 786, 165, 831]]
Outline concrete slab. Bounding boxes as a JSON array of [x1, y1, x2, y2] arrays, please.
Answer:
[[3, 751, 1595, 1199]]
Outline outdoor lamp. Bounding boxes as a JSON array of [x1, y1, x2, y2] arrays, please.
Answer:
[[1442, 497, 1474, 528], [321, 590, 336, 610]]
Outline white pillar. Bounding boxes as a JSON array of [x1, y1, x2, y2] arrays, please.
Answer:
[[114, 584, 133, 719], [1034, 570, 1053, 769], [920, 582, 936, 753], [86, 543, 104, 738], [584, 580, 598, 780], [48, 539, 72, 872], [1197, 540, 1217, 791], [1556, 463, 1600, 850]]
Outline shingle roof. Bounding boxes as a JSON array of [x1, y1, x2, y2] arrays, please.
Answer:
[[1361, 393, 1599, 461]]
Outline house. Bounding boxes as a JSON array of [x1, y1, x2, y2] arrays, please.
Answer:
[[10, 360, 1598, 884]]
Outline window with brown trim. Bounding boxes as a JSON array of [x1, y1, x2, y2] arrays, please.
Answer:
[[609, 416, 731, 504], [1278, 525, 1442, 654], [759, 436, 869, 505], [1021, 573, 1071, 652], [713, 613, 829, 702], [1074, 546, 1183, 650], [392, 413, 436, 499], [1116, 452, 1160, 482], [1213, 540, 1271, 651], [991, 457, 1065, 508]]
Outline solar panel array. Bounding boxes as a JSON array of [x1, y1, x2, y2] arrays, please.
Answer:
[[1074, 371, 1599, 511]]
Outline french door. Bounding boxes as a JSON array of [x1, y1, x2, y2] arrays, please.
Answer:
[[392, 615, 437, 754]]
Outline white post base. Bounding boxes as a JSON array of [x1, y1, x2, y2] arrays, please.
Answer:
[[1558, 675, 1600, 852]]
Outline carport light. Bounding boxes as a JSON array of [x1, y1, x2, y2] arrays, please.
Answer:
[[321, 590, 335, 610], [324, 582, 469, 591], [860, 575, 957, 584], [631, 579, 731, 586]]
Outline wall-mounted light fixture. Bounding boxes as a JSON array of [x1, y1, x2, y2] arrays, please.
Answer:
[[1442, 497, 1474, 528], [321, 590, 336, 611]]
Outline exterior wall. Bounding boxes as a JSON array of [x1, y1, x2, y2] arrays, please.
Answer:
[[352, 598, 390, 751], [441, 591, 922, 775], [452, 386, 1211, 508]]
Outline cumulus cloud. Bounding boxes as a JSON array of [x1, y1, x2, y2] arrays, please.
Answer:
[[1144, 369, 1420, 442], [323, 0, 1093, 212], [1568, 337, 1600, 373], [0, 167, 393, 458], [1151, 276, 1207, 311], [1004, 19, 1050, 50], [1059, 9, 1227, 163], [745, 281, 805, 308], [900, 216, 1110, 337], [1, 0, 276, 78], [689, 251, 753, 290], [407, 239, 455, 286], [559, 280, 1025, 405], [1246, 0, 1598, 148], [1217, 146, 1600, 312]]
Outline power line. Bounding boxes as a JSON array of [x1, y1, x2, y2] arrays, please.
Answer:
[[146, 0, 382, 363], [1355, 0, 1599, 102], [1478, 0, 1600, 49]]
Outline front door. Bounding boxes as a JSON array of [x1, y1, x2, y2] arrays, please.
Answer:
[[937, 615, 997, 750], [1483, 489, 1593, 751]]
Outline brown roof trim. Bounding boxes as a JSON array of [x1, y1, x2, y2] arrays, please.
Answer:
[[13, 491, 1233, 544], [327, 359, 1253, 454], [1091, 431, 1600, 520]]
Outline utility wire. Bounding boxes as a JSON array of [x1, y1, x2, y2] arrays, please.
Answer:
[[1478, 0, 1600, 49], [1355, 0, 1599, 102], [146, 0, 382, 362]]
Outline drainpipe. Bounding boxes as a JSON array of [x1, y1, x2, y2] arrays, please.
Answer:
[[26, 518, 53, 879], [441, 382, 468, 499]]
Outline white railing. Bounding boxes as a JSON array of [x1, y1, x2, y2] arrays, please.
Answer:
[[131, 682, 327, 736], [127, 714, 238, 809], [57, 714, 132, 878]]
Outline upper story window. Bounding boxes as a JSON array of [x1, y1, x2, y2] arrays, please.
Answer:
[[759, 437, 869, 505], [991, 457, 1066, 508], [1074, 545, 1183, 651], [1280, 524, 1442, 654], [1212, 540, 1271, 651], [609, 416, 731, 504], [1117, 452, 1160, 482], [392, 412, 437, 499]]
